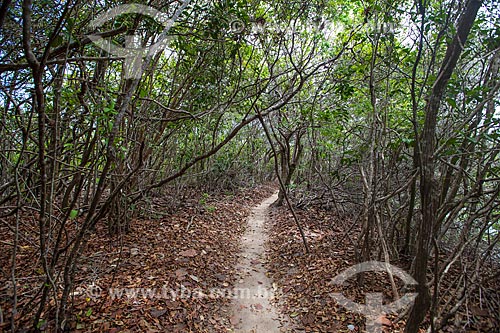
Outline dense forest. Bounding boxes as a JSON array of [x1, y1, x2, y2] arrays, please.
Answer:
[[0, 0, 499, 332]]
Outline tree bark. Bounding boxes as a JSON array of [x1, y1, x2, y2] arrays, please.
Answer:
[[405, 1, 483, 332], [0, 0, 12, 30]]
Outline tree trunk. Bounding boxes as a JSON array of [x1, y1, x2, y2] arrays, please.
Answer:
[[275, 129, 304, 207], [405, 1, 482, 332]]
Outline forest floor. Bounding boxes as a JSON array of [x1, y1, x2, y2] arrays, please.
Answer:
[[265, 206, 498, 333], [0, 184, 276, 332], [69, 184, 279, 333], [1, 183, 498, 332], [265, 205, 405, 333]]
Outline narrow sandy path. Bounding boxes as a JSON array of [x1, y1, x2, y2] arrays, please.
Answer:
[[230, 192, 288, 332]]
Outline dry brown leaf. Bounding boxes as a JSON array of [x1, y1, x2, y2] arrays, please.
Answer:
[[179, 249, 197, 257]]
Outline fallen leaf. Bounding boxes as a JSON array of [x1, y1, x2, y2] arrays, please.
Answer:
[[376, 315, 392, 327], [179, 249, 197, 257], [175, 268, 187, 279], [150, 309, 167, 318]]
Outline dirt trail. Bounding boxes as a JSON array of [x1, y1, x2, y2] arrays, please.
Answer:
[[230, 192, 288, 332]]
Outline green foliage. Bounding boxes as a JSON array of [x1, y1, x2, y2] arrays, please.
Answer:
[[197, 192, 210, 206], [1, 0, 499, 330], [69, 210, 79, 219]]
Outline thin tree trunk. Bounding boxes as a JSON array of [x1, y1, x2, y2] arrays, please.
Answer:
[[405, 1, 483, 332]]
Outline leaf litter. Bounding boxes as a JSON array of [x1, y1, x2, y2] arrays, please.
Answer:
[[0, 184, 275, 332]]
